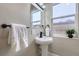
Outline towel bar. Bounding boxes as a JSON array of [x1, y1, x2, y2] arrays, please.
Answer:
[[1, 24, 11, 28], [1, 24, 30, 29]]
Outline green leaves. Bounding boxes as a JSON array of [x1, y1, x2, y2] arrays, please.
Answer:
[[66, 29, 75, 34]]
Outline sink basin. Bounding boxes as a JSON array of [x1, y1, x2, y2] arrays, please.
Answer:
[[35, 36, 53, 45], [35, 36, 53, 56]]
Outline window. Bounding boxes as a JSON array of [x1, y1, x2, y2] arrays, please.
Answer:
[[53, 3, 76, 24], [32, 11, 41, 26], [52, 3, 76, 37], [53, 16, 75, 25]]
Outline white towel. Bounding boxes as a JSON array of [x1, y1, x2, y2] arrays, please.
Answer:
[[8, 24, 28, 52]]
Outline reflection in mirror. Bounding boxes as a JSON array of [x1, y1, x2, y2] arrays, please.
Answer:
[[31, 4, 42, 37]]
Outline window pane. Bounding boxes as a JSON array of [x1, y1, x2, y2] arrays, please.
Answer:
[[32, 11, 41, 22], [32, 22, 41, 25], [53, 3, 76, 18], [53, 16, 75, 24]]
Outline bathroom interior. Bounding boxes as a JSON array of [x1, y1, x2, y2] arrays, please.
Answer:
[[0, 3, 79, 56]]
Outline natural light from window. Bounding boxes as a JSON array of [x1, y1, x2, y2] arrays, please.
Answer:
[[53, 3, 76, 24], [32, 11, 41, 25]]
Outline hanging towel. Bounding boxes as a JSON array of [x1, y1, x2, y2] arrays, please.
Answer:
[[8, 24, 28, 52]]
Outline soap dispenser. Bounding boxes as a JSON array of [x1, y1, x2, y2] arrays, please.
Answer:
[[39, 25, 43, 38], [40, 32, 42, 38], [45, 25, 50, 37]]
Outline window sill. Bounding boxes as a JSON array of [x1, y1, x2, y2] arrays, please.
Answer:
[[53, 34, 79, 40]]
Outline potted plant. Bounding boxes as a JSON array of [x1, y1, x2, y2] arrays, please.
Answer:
[[66, 29, 75, 38]]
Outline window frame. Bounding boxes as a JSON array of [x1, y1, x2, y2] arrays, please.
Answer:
[[32, 10, 41, 26], [52, 3, 76, 25]]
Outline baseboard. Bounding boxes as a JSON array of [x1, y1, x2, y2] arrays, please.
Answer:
[[48, 52, 59, 56]]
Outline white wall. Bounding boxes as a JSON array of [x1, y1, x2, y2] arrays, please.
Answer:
[[0, 4, 28, 25], [0, 3, 37, 56], [49, 37, 79, 56]]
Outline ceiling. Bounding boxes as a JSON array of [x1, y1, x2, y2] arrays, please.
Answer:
[[31, 3, 59, 13]]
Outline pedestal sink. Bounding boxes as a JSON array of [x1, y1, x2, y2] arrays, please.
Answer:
[[35, 36, 53, 56]]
